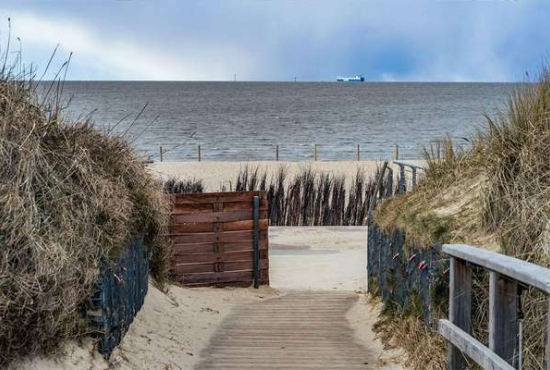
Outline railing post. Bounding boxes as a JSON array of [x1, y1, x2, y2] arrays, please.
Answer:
[[276, 145, 279, 161], [198, 145, 201, 162], [253, 195, 260, 289], [314, 144, 318, 162], [412, 167, 417, 190], [159, 146, 163, 162], [448, 257, 472, 370], [356, 144, 360, 161], [489, 272, 518, 365], [394, 144, 399, 160], [398, 164, 406, 192]]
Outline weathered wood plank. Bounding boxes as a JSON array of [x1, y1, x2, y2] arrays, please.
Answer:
[[170, 230, 268, 244], [171, 259, 268, 275], [439, 319, 514, 370], [170, 219, 269, 233], [448, 257, 472, 370], [173, 241, 268, 255], [171, 210, 268, 224], [173, 249, 268, 264], [489, 272, 517, 365], [173, 269, 269, 285], [172, 199, 268, 214], [443, 244, 550, 295], [172, 192, 265, 205], [224, 259, 268, 272]]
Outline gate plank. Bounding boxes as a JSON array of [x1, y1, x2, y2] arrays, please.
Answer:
[[172, 210, 268, 223], [172, 192, 264, 204], [173, 241, 268, 255], [173, 250, 268, 264], [170, 219, 268, 233], [174, 269, 269, 285], [171, 230, 267, 244], [172, 199, 268, 214]]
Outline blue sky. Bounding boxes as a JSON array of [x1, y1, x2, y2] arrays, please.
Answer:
[[0, 0, 549, 82]]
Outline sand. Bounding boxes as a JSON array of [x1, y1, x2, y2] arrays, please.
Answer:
[[270, 226, 367, 291], [11, 285, 278, 370]]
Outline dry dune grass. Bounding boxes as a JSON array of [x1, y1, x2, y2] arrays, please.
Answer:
[[373, 68, 550, 369], [0, 70, 169, 365]]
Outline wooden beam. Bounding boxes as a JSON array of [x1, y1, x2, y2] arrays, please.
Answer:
[[439, 320, 515, 370], [443, 244, 550, 295], [448, 257, 472, 370], [489, 272, 518, 365]]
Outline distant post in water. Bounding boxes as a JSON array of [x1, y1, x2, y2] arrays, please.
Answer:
[[356, 144, 360, 161], [394, 144, 399, 160], [276, 145, 279, 161], [198, 145, 201, 162], [314, 144, 318, 162], [159, 146, 163, 162]]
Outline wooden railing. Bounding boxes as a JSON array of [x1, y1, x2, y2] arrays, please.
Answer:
[[392, 160, 427, 191], [440, 244, 550, 370]]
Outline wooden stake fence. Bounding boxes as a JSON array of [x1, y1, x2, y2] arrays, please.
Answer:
[[154, 144, 408, 162]]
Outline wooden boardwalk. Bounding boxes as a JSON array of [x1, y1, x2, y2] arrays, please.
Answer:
[[195, 292, 375, 369]]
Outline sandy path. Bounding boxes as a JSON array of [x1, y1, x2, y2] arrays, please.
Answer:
[[196, 292, 400, 370], [12, 286, 278, 370], [195, 226, 402, 369], [270, 226, 367, 291], [15, 227, 402, 370]]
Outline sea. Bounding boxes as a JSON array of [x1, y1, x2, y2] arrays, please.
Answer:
[[52, 81, 515, 161]]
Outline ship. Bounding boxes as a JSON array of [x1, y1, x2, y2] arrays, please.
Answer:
[[336, 75, 365, 82]]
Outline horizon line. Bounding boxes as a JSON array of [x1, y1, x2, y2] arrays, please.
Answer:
[[45, 79, 522, 84]]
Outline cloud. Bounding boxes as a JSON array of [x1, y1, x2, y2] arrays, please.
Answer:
[[1, 1, 549, 82], [3, 10, 256, 80]]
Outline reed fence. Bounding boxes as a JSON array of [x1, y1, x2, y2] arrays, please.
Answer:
[[233, 166, 397, 226]]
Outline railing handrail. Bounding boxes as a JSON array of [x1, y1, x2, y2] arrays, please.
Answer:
[[444, 244, 550, 295], [440, 243, 550, 369], [392, 160, 428, 171], [392, 160, 427, 191]]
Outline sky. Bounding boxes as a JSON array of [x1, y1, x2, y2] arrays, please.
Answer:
[[0, 0, 549, 82]]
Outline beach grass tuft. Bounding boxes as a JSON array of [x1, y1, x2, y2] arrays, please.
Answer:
[[373, 67, 550, 369], [0, 53, 170, 365]]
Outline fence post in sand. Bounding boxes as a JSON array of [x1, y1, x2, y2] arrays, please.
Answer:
[[394, 145, 399, 160], [253, 195, 260, 289], [159, 146, 163, 162], [276, 145, 279, 161], [198, 145, 201, 162], [314, 144, 318, 162], [356, 145, 360, 161]]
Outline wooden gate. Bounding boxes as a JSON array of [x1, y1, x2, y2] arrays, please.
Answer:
[[169, 191, 269, 287]]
